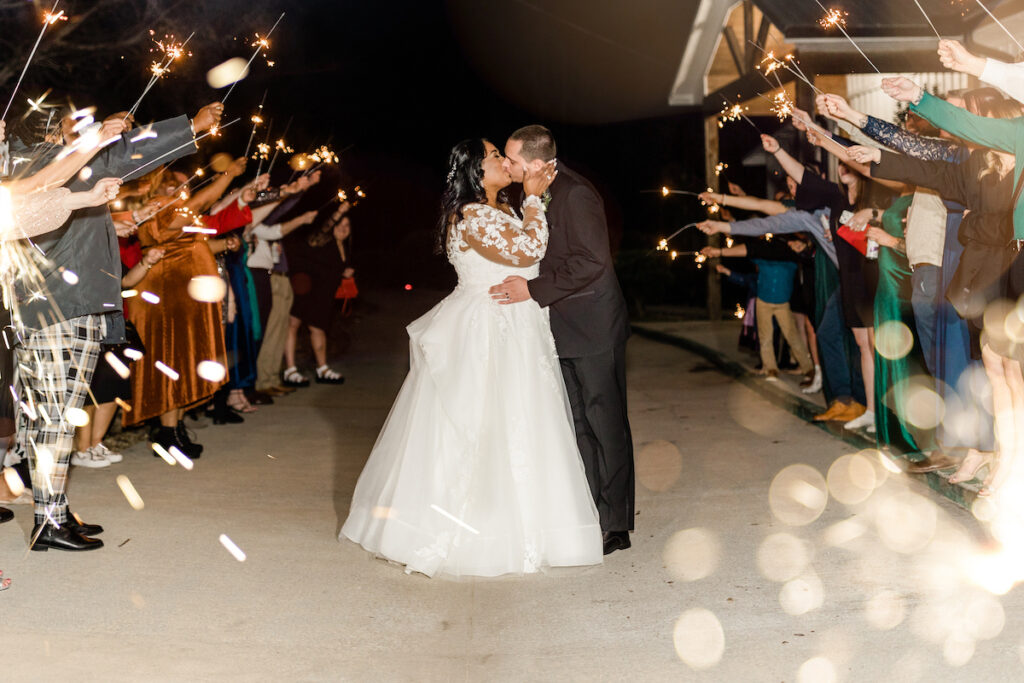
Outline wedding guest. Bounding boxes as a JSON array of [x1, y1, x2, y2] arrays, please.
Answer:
[[124, 157, 246, 457], [11, 102, 222, 552], [850, 82, 1024, 495], [71, 247, 165, 468], [282, 184, 351, 387]]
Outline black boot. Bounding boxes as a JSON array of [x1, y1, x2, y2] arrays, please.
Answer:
[[31, 522, 103, 551], [152, 425, 201, 460], [176, 420, 204, 458]]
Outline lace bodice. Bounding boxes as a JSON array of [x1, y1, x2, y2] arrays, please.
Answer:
[[862, 115, 963, 162], [446, 197, 548, 287], [3, 186, 72, 240]]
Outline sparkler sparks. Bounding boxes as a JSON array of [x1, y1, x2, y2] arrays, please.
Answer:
[[818, 7, 847, 29], [221, 12, 286, 105], [770, 92, 795, 121], [714, 162, 728, 176], [814, 1, 881, 73], [2, 0, 61, 120]]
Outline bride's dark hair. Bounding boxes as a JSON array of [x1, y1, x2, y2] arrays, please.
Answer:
[[436, 138, 488, 254]]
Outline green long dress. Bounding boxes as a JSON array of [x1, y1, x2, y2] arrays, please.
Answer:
[[873, 195, 934, 456]]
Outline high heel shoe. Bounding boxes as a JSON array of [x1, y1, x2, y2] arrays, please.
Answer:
[[948, 451, 993, 485]]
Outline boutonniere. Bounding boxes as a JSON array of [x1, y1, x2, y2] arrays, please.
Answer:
[[542, 190, 552, 211]]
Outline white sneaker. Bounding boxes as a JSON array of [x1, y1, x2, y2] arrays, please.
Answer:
[[71, 449, 110, 469], [92, 443, 123, 464], [801, 369, 822, 394], [844, 410, 875, 431]]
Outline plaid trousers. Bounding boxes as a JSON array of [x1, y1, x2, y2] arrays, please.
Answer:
[[15, 315, 103, 525]]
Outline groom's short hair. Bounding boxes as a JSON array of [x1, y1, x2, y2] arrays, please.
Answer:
[[509, 125, 557, 162]]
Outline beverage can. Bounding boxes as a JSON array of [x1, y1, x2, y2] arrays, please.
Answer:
[[866, 238, 879, 260]]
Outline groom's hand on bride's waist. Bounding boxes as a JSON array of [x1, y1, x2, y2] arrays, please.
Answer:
[[489, 276, 532, 305]]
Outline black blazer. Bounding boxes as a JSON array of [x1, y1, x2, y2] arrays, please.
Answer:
[[526, 164, 629, 358]]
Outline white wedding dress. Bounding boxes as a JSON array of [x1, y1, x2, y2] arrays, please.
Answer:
[[341, 196, 603, 577]]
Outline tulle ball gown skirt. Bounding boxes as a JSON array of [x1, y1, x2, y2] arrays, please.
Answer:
[[340, 285, 603, 578]]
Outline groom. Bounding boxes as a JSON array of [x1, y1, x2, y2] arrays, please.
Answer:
[[490, 125, 634, 556]]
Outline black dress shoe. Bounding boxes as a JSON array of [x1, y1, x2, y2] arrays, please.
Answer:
[[65, 515, 103, 536], [245, 390, 274, 406], [602, 531, 631, 556], [0, 507, 12, 524], [31, 523, 103, 551]]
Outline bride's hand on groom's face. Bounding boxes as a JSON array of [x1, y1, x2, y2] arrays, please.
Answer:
[[523, 160, 557, 197]]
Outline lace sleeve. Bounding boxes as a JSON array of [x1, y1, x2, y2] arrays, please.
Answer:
[[863, 116, 961, 162], [455, 198, 549, 266], [5, 187, 72, 240]]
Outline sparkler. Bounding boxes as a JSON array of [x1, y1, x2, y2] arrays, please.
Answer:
[[221, 12, 286, 105], [126, 32, 195, 120], [718, 99, 760, 133], [119, 117, 240, 181], [973, 0, 1024, 55], [654, 223, 700, 252], [912, 0, 943, 39], [3, 0, 61, 121], [750, 42, 823, 95], [266, 115, 292, 175], [642, 187, 702, 197], [244, 90, 268, 158], [813, 1, 881, 73]]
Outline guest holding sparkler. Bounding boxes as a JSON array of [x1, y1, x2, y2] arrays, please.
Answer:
[[124, 155, 246, 458], [282, 167, 350, 386], [849, 79, 1024, 495], [13, 101, 223, 551]]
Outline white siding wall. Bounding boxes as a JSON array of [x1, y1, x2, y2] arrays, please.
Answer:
[[845, 72, 970, 125]]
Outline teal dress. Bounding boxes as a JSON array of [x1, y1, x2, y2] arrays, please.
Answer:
[[873, 195, 933, 456]]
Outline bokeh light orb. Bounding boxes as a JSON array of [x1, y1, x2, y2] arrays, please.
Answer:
[[637, 440, 683, 492], [827, 453, 877, 505], [779, 572, 824, 615], [797, 657, 836, 683], [865, 590, 905, 630], [188, 276, 227, 303], [65, 407, 90, 427], [197, 360, 227, 383], [757, 533, 809, 582], [206, 58, 249, 89], [663, 528, 719, 582], [769, 464, 828, 526], [876, 491, 937, 553], [672, 608, 725, 670], [875, 320, 913, 360]]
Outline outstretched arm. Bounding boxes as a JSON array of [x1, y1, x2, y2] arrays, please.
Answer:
[[761, 135, 804, 184], [698, 191, 788, 216]]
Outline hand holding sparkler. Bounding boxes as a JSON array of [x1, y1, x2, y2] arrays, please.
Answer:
[[881, 77, 923, 105], [846, 145, 881, 165], [226, 156, 248, 178], [142, 247, 166, 267], [760, 134, 780, 154], [192, 102, 225, 133], [697, 220, 730, 235], [937, 39, 985, 77], [815, 93, 863, 127], [701, 246, 722, 259], [76, 177, 123, 208]]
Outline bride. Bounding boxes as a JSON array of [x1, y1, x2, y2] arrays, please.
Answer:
[[340, 138, 603, 577]]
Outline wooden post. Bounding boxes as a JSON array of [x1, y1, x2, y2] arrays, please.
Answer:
[[704, 114, 722, 321]]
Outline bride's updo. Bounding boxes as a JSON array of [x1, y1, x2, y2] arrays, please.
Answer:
[[436, 138, 487, 254]]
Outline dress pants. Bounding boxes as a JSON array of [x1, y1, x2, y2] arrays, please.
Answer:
[[755, 299, 813, 373], [256, 273, 293, 391], [15, 315, 102, 524], [817, 289, 866, 406], [559, 342, 634, 532]]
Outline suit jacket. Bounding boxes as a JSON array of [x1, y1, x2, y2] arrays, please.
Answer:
[[15, 115, 197, 344], [526, 164, 629, 358]]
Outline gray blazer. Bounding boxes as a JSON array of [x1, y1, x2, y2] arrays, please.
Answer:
[[16, 115, 197, 344]]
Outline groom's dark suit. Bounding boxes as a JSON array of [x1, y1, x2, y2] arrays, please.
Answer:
[[526, 164, 634, 532]]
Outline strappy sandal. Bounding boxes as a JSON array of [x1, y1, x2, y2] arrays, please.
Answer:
[[0, 571, 10, 591], [315, 365, 345, 385], [282, 366, 310, 388], [227, 390, 258, 414]]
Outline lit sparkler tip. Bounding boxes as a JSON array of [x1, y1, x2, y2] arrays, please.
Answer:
[[662, 186, 670, 197], [819, 8, 848, 29], [43, 10, 67, 25]]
